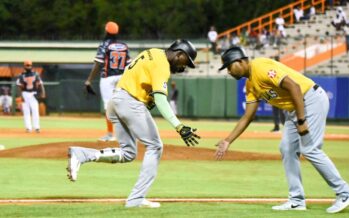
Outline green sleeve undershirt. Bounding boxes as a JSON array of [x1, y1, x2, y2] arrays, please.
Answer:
[[154, 93, 181, 128]]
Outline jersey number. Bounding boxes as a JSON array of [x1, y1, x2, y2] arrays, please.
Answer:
[[24, 76, 35, 89], [110, 51, 127, 70], [128, 55, 145, 70]]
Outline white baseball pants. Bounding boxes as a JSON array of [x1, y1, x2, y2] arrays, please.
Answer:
[[21, 91, 40, 131]]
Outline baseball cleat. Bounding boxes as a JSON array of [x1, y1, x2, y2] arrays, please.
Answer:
[[272, 201, 306, 211], [67, 147, 81, 182], [139, 199, 161, 208], [326, 195, 349, 213], [35, 129, 40, 133], [125, 199, 161, 208], [98, 134, 117, 142]]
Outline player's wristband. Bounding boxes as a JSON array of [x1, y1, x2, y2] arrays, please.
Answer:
[[297, 118, 306, 125], [154, 93, 181, 128]]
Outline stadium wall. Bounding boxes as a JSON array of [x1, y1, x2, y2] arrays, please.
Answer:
[[41, 76, 349, 119]]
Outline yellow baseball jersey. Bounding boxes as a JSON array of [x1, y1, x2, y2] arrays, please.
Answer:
[[117, 48, 170, 103], [246, 57, 315, 111]]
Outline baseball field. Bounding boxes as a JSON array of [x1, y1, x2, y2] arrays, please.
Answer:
[[0, 115, 348, 218]]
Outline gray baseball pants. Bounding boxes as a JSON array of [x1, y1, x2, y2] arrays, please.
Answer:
[[107, 89, 163, 207], [280, 86, 349, 205]]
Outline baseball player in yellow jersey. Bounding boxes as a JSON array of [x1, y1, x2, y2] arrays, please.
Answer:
[[215, 46, 349, 214], [67, 39, 200, 208]]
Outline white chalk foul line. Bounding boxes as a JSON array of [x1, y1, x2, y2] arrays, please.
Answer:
[[0, 198, 334, 204]]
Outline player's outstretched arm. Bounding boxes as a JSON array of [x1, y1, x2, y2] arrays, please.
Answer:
[[215, 101, 258, 160], [175, 124, 200, 146], [153, 93, 200, 146]]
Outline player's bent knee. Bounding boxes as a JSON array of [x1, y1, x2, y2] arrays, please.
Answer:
[[122, 151, 137, 162], [300, 147, 321, 161], [279, 141, 290, 154]]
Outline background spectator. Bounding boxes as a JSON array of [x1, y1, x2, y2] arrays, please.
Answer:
[[0, 86, 13, 115], [275, 13, 285, 29], [239, 29, 249, 46], [331, 7, 348, 31], [259, 28, 270, 49], [219, 35, 231, 53], [275, 13, 287, 37], [337, 7, 348, 24], [208, 26, 218, 54], [309, 4, 316, 18], [294, 6, 304, 23], [231, 33, 241, 46], [270, 27, 282, 48], [298, 4, 316, 22], [248, 29, 259, 49], [169, 81, 179, 115], [271, 105, 285, 132]]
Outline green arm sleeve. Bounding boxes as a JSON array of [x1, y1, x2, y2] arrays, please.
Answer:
[[154, 93, 181, 128]]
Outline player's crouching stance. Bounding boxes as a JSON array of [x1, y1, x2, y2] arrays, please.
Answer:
[[215, 46, 349, 214], [67, 39, 200, 208]]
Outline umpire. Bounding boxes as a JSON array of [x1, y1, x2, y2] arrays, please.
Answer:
[[215, 46, 349, 214]]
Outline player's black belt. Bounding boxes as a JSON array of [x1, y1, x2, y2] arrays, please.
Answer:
[[313, 84, 319, 91]]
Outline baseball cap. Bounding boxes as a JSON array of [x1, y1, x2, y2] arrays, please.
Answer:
[[105, 21, 119, 35]]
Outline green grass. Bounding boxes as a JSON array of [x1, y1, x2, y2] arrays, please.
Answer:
[[1, 116, 348, 133], [0, 116, 106, 130], [0, 158, 348, 199], [1, 203, 348, 218], [0, 116, 348, 217]]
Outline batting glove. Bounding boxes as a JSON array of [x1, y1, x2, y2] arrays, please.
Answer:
[[146, 101, 156, 110], [84, 84, 96, 95], [176, 124, 200, 146]]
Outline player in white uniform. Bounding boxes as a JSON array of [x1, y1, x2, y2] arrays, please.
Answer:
[[85, 21, 131, 141], [16, 60, 45, 133]]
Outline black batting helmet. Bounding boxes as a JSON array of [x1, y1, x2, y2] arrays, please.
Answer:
[[219, 46, 248, 71], [168, 39, 197, 68]]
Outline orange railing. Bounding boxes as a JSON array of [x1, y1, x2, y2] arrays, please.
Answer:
[[279, 35, 347, 72], [217, 0, 326, 39]]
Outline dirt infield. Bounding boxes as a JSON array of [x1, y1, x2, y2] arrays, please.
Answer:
[[0, 127, 282, 160], [0, 141, 280, 161], [0, 198, 334, 205], [1, 127, 348, 160]]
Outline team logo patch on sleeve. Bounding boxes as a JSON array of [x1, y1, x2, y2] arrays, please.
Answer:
[[163, 82, 167, 89], [268, 70, 277, 78]]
